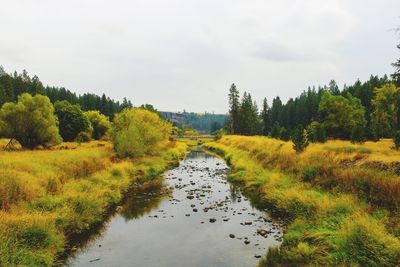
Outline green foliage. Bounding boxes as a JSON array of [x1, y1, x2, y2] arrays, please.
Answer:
[[228, 83, 240, 134], [237, 92, 261, 135], [318, 92, 366, 139], [84, 110, 111, 140], [261, 98, 271, 135], [110, 108, 171, 158], [291, 126, 309, 152], [393, 131, 400, 150], [0, 93, 61, 149], [75, 131, 91, 143], [307, 121, 327, 143], [371, 84, 399, 138], [54, 100, 92, 142], [280, 127, 290, 141], [271, 122, 281, 139], [351, 125, 366, 144], [139, 104, 158, 114]]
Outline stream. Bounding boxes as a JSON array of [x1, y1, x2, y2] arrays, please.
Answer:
[[63, 152, 283, 267]]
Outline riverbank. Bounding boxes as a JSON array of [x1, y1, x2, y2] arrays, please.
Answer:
[[65, 151, 283, 267], [0, 140, 187, 266], [204, 136, 400, 266]]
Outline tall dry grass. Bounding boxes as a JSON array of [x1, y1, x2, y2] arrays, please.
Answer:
[[205, 136, 400, 266], [0, 139, 187, 266]]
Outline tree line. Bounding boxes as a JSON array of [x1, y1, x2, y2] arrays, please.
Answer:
[[0, 68, 133, 118], [227, 37, 400, 143], [228, 76, 399, 142], [227, 72, 400, 147]]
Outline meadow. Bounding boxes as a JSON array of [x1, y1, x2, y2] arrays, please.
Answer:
[[205, 136, 400, 266], [0, 139, 187, 266]]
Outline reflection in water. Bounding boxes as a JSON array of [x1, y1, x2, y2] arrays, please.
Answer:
[[120, 180, 168, 221], [64, 152, 284, 267]]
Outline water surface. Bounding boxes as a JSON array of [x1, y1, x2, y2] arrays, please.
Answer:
[[64, 152, 283, 267]]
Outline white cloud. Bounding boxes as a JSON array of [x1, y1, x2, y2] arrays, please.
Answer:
[[0, 0, 398, 112]]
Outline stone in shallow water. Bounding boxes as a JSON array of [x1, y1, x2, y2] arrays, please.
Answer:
[[209, 217, 217, 223]]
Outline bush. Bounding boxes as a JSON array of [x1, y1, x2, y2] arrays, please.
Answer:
[[54, 100, 92, 142], [280, 127, 290, 141], [291, 126, 309, 153], [110, 108, 171, 158], [0, 93, 62, 149], [307, 121, 327, 143], [271, 122, 281, 139], [393, 131, 400, 150], [351, 125, 366, 144], [84, 110, 111, 140], [75, 131, 91, 143]]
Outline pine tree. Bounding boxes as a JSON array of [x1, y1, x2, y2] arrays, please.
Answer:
[[291, 126, 309, 153], [261, 98, 271, 135], [228, 83, 240, 134]]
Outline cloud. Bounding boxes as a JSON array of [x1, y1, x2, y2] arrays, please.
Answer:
[[0, 0, 398, 113]]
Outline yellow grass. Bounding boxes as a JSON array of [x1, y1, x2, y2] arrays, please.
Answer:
[[0, 139, 187, 266], [205, 135, 400, 266]]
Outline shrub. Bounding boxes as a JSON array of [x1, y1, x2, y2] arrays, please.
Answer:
[[291, 126, 309, 153], [307, 121, 327, 143], [75, 131, 91, 143], [351, 125, 366, 144], [393, 130, 400, 150], [271, 122, 281, 139], [110, 108, 171, 158], [302, 166, 319, 182], [54, 100, 92, 142], [280, 127, 290, 141], [0, 93, 62, 149], [84, 110, 111, 140]]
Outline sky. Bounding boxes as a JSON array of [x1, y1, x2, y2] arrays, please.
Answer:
[[0, 0, 399, 113]]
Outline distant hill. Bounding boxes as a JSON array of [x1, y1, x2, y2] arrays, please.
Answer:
[[160, 111, 226, 133]]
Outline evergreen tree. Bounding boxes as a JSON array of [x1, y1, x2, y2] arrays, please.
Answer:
[[271, 122, 281, 139], [228, 83, 240, 134], [392, 31, 400, 86], [261, 98, 271, 135], [291, 126, 309, 153]]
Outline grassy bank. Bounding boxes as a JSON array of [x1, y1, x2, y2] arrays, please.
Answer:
[[0, 140, 187, 266], [205, 136, 400, 266]]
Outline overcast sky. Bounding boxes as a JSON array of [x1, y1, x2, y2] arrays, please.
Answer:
[[0, 0, 399, 113]]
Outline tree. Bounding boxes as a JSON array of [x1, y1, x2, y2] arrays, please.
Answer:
[[351, 125, 366, 144], [110, 108, 171, 158], [280, 127, 290, 141], [140, 104, 158, 114], [307, 121, 327, 143], [291, 126, 309, 152], [392, 30, 400, 86], [84, 110, 111, 140], [328, 80, 340, 95], [371, 84, 399, 138], [0, 93, 61, 149], [271, 122, 281, 139], [261, 98, 271, 135], [120, 97, 133, 110], [318, 92, 366, 139], [228, 83, 240, 134], [237, 92, 261, 135], [210, 121, 222, 133], [54, 100, 92, 142], [393, 131, 400, 150]]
